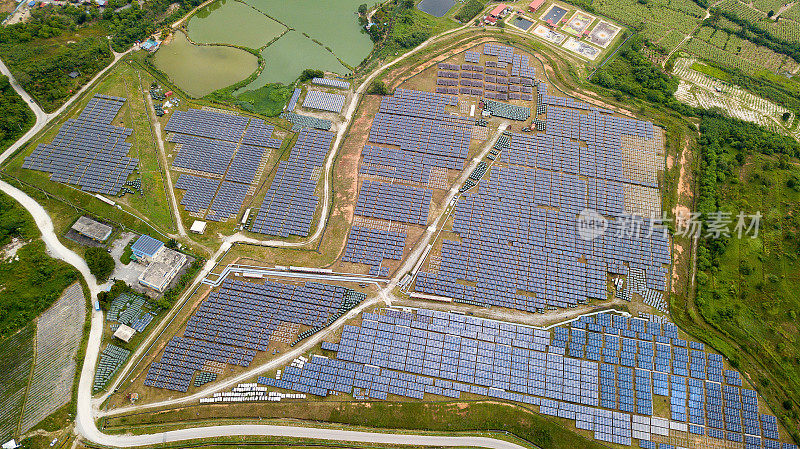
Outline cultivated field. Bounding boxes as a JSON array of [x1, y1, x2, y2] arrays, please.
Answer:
[[0, 325, 34, 441], [20, 283, 86, 433], [672, 57, 794, 133]]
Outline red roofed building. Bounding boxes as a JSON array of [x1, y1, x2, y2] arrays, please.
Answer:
[[528, 0, 545, 12], [485, 3, 509, 23]]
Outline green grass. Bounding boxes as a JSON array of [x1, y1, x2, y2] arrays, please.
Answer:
[[691, 61, 733, 82], [105, 400, 605, 449], [2, 59, 176, 238], [120, 241, 133, 264], [696, 153, 800, 436], [236, 83, 292, 116]]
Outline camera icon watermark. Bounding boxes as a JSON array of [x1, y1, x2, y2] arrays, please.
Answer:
[[577, 209, 608, 241]]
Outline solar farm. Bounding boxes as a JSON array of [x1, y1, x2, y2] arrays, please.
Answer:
[[165, 109, 285, 222], [143, 279, 366, 392], [22, 95, 139, 196], [259, 307, 796, 449]]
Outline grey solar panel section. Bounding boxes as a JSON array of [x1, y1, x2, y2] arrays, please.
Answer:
[[165, 109, 249, 142], [22, 95, 138, 196], [174, 174, 220, 213], [241, 118, 283, 148], [354, 180, 432, 225], [250, 128, 334, 237], [146, 279, 365, 392], [359, 145, 433, 184], [225, 145, 268, 184], [287, 88, 302, 111], [170, 134, 237, 177], [312, 77, 350, 89], [369, 89, 473, 170], [302, 91, 346, 113], [279, 112, 333, 131], [206, 181, 249, 222], [341, 226, 406, 266], [483, 99, 531, 121]]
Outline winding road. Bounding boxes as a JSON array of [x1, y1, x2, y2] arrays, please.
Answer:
[[0, 9, 536, 448]]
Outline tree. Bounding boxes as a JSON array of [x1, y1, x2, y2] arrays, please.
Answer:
[[358, 3, 368, 15], [85, 246, 115, 282], [782, 111, 791, 121], [166, 238, 178, 249], [298, 68, 324, 82], [768, 9, 774, 17], [367, 80, 389, 95]]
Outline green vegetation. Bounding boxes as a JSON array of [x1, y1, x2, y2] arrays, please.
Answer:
[[298, 69, 324, 82], [84, 246, 115, 282], [367, 80, 390, 95], [0, 75, 35, 152], [371, 0, 454, 57], [120, 241, 133, 264], [0, 191, 79, 339], [0, 8, 113, 112], [236, 83, 292, 116], [454, 0, 486, 23], [691, 61, 732, 81], [592, 37, 690, 114], [153, 256, 204, 309], [692, 113, 800, 436], [97, 280, 135, 311]]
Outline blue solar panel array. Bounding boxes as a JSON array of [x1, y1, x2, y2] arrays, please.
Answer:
[[359, 145, 433, 184], [145, 279, 365, 392], [23, 95, 138, 196], [175, 174, 220, 213], [265, 308, 792, 449], [341, 226, 406, 268], [354, 180, 432, 225], [369, 89, 473, 170], [165, 109, 286, 221], [250, 128, 334, 237]]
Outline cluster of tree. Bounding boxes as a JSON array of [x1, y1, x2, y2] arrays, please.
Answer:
[[85, 246, 115, 282], [591, 37, 692, 114], [706, 10, 800, 65], [454, 0, 485, 23], [298, 68, 324, 82], [0, 76, 34, 152], [104, 0, 204, 52], [0, 6, 98, 43], [381, 0, 433, 51], [97, 279, 135, 311], [367, 80, 390, 95], [0, 192, 35, 247], [0, 192, 79, 339], [694, 111, 800, 280]]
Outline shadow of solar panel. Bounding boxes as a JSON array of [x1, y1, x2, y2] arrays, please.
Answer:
[[22, 95, 137, 196]]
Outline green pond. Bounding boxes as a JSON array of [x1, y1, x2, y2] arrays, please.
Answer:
[[241, 0, 373, 67], [187, 0, 285, 49], [239, 31, 348, 90], [153, 32, 258, 97]]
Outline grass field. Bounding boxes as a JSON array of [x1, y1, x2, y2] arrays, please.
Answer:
[[2, 59, 177, 239], [104, 399, 607, 449], [697, 151, 800, 437]]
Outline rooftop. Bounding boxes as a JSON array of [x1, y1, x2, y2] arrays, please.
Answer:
[[71, 216, 112, 241]]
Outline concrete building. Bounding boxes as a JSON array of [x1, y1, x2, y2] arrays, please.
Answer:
[[485, 3, 509, 24], [113, 324, 135, 343], [71, 216, 112, 242], [190, 220, 207, 234], [138, 246, 187, 293]]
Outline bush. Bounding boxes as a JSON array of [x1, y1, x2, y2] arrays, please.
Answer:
[[367, 80, 390, 95], [454, 0, 485, 23], [298, 69, 324, 82], [85, 246, 115, 282]]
